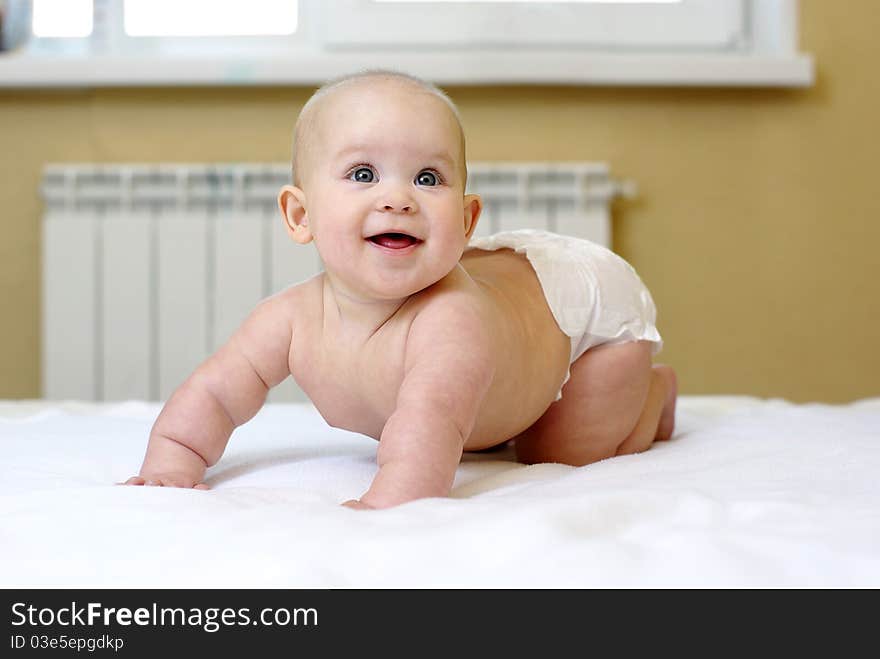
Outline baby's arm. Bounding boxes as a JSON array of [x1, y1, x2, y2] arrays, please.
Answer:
[[125, 294, 294, 488], [353, 298, 494, 509]]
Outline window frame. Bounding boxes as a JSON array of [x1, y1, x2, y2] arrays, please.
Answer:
[[0, 0, 814, 88]]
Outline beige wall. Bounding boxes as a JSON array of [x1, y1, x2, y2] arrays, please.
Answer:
[[1, 0, 878, 402]]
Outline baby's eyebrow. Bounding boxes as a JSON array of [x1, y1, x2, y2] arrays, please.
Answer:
[[334, 144, 456, 169], [425, 152, 456, 169], [334, 144, 371, 160]]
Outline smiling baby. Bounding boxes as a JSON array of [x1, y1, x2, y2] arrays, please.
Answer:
[[124, 70, 677, 509]]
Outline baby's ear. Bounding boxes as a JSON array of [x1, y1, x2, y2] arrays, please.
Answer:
[[278, 185, 313, 244], [463, 194, 483, 240]]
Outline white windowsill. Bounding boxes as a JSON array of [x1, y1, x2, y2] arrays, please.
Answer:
[[0, 51, 814, 88]]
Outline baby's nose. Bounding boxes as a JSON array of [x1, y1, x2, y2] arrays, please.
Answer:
[[378, 186, 418, 214], [383, 202, 414, 213]]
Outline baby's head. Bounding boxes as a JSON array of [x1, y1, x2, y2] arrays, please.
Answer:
[[278, 70, 482, 301], [291, 70, 468, 189]]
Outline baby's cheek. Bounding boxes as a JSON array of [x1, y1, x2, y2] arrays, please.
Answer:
[[432, 240, 467, 273], [315, 238, 351, 267]]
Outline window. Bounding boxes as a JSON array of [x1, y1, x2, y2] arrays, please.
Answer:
[[2, 0, 813, 87], [31, 0, 93, 38], [328, 0, 743, 50], [124, 0, 297, 37], [24, 0, 299, 56], [28, 0, 297, 38]]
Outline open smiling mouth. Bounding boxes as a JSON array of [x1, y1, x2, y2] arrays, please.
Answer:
[[366, 233, 423, 250]]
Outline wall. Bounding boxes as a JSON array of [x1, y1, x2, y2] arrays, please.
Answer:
[[1, 0, 877, 402]]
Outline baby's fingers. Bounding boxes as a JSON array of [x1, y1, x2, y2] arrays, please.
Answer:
[[342, 499, 373, 511], [116, 476, 161, 486], [117, 475, 208, 489], [119, 476, 146, 486], [150, 477, 208, 489]]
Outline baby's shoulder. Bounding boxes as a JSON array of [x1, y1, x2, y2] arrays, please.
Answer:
[[412, 264, 486, 310], [258, 273, 323, 326], [407, 267, 493, 340]]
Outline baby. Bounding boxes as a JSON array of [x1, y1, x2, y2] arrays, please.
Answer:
[[124, 70, 677, 509]]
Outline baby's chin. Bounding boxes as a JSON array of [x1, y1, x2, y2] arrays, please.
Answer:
[[323, 248, 464, 300]]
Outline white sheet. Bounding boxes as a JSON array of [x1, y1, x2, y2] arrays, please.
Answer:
[[1, 396, 878, 588]]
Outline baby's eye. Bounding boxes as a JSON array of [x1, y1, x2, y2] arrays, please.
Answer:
[[415, 170, 440, 186], [349, 167, 375, 183]]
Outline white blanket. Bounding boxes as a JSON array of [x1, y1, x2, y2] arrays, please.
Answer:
[[1, 396, 878, 588]]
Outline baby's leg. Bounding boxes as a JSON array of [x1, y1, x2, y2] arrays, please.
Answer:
[[514, 341, 676, 466]]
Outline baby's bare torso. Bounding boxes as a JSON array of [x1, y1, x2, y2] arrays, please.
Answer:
[[286, 248, 571, 449]]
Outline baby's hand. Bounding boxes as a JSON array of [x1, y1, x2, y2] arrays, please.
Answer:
[[120, 475, 210, 490]]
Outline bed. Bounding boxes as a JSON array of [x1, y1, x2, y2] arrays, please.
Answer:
[[2, 395, 878, 588]]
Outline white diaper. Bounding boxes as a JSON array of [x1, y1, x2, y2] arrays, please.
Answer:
[[466, 229, 663, 400]]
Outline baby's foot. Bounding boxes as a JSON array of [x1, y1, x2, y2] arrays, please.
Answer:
[[653, 365, 677, 441]]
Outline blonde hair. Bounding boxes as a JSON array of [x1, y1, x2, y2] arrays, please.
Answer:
[[290, 69, 466, 188]]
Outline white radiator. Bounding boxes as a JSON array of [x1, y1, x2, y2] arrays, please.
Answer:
[[40, 162, 634, 402]]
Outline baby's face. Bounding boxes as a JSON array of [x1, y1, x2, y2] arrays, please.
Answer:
[[293, 81, 479, 301]]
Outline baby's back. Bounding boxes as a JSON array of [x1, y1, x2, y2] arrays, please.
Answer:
[[286, 249, 570, 449], [457, 248, 570, 447]]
